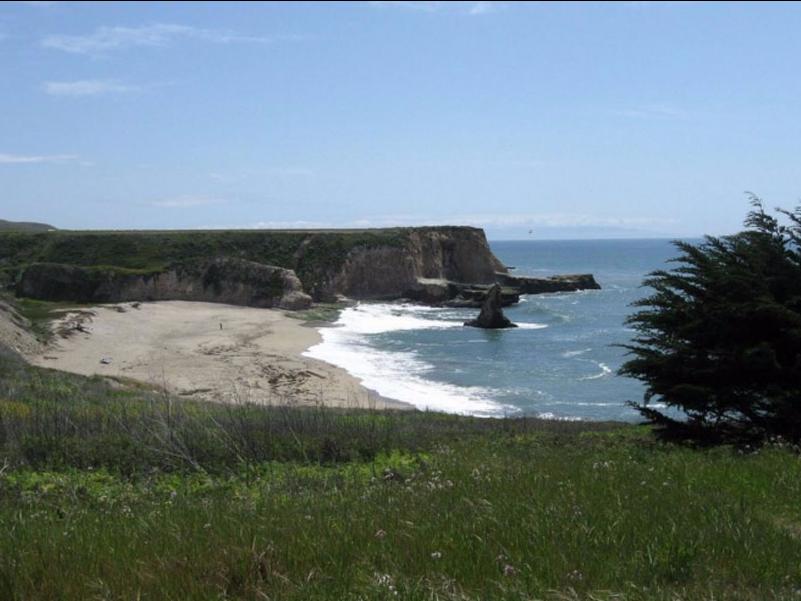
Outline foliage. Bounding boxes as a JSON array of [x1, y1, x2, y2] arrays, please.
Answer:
[[285, 302, 347, 323], [0, 219, 54, 232], [621, 197, 801, 444], [0, 351, 614, 474], [1, 346, 801, 598], [1, 413, 801, 599]]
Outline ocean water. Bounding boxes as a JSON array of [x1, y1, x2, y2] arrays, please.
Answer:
[[305, 239, 689, 421]]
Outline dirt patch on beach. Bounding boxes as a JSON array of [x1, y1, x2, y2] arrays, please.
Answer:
[[0, 300, 41, 357]]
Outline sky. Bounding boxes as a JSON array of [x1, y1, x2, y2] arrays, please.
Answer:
[[2, 1, 801, 239]]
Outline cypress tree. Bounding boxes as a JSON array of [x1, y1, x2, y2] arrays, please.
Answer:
[[621, 197, 801, 443]]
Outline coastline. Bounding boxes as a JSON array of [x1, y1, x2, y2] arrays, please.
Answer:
[[26, 300, 412, 411], [302, 301, 518, 417]]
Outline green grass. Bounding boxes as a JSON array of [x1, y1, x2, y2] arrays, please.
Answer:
[[0, 218, 54, 232], [9, 296, 86, 341], [0, 348, 800, 600], [286, 302, 347, 323]]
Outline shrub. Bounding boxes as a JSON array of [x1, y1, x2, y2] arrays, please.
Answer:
[[621, 197, 801, 444]]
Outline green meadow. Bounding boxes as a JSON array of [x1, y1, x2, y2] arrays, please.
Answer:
[[1, 346, 800, 600]]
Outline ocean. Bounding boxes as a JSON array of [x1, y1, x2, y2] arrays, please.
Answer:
[[305, 238, 690, 421]]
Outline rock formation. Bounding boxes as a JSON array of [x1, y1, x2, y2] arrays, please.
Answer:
[[464, 284, 517, 329], [325, 227, 505, 301], [17, 258, 312, 310], [495, 272, 600, 294], [403, 272, 601, 307]]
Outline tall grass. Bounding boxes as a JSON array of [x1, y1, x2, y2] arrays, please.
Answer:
[[0, 347, 616, 474], [1, 349, 800, 599]]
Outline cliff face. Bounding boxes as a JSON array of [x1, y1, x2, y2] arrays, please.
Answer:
[[17, 258, 312, 310], [1, 226, 507, 305], [5, 227, 597, 309], [330, 227, 505, 300]]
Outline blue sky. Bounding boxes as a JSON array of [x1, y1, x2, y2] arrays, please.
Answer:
[[2, 1, 800, 239]]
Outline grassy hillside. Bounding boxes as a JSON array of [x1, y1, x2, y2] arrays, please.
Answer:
[[0, 219, 55, 232], [1, 347, 799, 600]]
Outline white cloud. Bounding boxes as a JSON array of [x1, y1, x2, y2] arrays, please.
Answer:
[[245, 220, 334, 230], [368, 1, 444, 12], [43, 79, 140, 96], [0, 153, 78, 164], [441, 212, 678, 229], [468, 2, 502, 15], [623, 1, 695, 7], [42, 23, 304, 55], [150, 196, 228, 209], [370, 1, 504, 15], [209, 212, 675, 232], [338, 212, 677, 230]]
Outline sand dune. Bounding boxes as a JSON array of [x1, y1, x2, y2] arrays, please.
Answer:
[[28, 301, 409, 410]]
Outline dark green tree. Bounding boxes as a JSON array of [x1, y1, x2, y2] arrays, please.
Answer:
[[621, 197, 801, 443]]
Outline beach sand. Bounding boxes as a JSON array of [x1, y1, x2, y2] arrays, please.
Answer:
[[28, 301, 409, 410]]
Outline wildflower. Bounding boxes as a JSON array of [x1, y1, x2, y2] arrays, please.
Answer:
[[375, 529, 387, 539], [431, 551, 442, 560], [503, 564, 517, 577], [374, 573, 398, 595]]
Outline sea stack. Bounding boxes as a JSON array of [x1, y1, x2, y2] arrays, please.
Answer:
[[464, 284, 517, 329]]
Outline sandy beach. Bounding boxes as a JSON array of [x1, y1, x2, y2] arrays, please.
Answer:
[[27, 301, 409, 410]]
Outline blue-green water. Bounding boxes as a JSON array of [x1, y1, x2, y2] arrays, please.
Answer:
[[306, 239, 687, 421]]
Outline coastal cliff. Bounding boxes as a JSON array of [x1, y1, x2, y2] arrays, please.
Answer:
[[17, 259, 312, 310], [1, 227, 506, 305], [1, 226, 600, 308], [328, 227, 505, 300]]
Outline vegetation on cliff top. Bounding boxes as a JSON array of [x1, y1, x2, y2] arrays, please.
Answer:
[[0, 228, 417, 298], [0, 219, 55, 232]]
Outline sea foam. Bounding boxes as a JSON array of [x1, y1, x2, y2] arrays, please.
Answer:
[[304, 303, 539, 416]]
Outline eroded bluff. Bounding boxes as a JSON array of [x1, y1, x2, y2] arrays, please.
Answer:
[[325, 228, 505, 300], [17, 258, 312, 310]]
